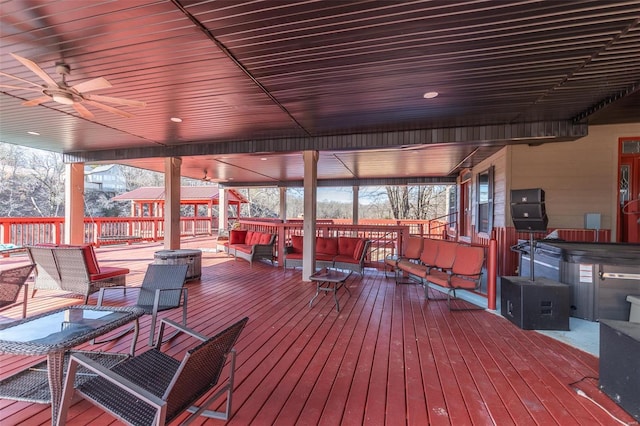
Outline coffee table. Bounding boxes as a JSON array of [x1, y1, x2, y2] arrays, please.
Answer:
[[309, 268, 353, 312], [0, 305, 144, 422]]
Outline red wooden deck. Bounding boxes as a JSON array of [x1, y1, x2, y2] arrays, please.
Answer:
[[0, 237, 635, 425]]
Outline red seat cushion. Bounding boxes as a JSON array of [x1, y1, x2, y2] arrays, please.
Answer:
[[259, 233, 272, 244], [80, 244, 101, 275], [90, 266, 129, 281], [230, 230, 247, 244], [290, 235, 303, 253], [352, 239, 366, 261], [404, 237, 424, 259], [250, 232, 263, 245], [316, 237, 338, 255], [338, 237, 360, 256]]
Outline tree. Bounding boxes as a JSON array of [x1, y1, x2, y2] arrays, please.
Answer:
[[386, 186, 411, 219]]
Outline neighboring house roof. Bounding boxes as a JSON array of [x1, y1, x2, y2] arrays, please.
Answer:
[[112, 186, 249, 204], [85, 164, 120, 175]]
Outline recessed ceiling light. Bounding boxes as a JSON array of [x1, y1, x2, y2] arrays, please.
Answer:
[[260, 157, 267, 161], [27, 131, 40, 136], [170, 117, 182, 123], [423, 91, 439, 99]]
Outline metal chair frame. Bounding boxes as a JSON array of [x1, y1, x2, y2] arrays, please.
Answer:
[[96, 264, 188, 346], [57, 317, 248, 426]]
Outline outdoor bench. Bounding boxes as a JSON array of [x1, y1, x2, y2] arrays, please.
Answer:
[[224, 229, 276, 267], [27, 244, 129, 303], [284, 235, 370, 274], [392, 238, 485, 309]]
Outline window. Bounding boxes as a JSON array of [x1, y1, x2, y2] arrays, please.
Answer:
[[476, 166, 494, 234]]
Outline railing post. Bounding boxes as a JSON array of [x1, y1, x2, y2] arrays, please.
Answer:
[[488, 230, 498, 311]]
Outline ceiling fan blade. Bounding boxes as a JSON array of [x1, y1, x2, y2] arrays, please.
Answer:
[[71, 77, 111, 94], [23, 96, 51, 106], [85, 99, 134, 118], [0, 71, 44, 88], [73, 102, 95, 119], [0, 83, 43, 92], [10, 53, 58, 87], [85, 93, 146, 108]]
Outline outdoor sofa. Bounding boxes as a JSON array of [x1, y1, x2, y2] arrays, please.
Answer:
[[284, 235, 370, 274], [27, 244, 129, 303], [223, 229, 277, 267]]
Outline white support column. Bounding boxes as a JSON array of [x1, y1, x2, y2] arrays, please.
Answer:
[[164, 157, 181, 249], [64, 163, 85, 245], [279, 187, 287, 221], [353, 185, 359, 225], [218, 187, 228, 234], [302, 151, 318, 281]]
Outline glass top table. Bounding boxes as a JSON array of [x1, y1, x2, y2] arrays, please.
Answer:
[[0, 305, 144, 422], [309, 268, 353, 312]]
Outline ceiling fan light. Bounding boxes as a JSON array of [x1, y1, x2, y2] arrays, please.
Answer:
[[52, 92, 75, 105]]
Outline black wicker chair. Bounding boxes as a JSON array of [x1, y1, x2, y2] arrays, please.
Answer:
[[57, 317, 249, 426], [0, 264, 34, 319], [96, 264, 188, 346]]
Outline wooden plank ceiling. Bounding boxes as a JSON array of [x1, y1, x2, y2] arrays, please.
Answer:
[[0, 1, 638, 186]]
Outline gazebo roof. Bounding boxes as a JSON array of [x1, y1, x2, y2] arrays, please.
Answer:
[[112, 186, 248, 204]]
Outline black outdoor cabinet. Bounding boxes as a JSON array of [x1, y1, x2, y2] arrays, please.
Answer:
[[599, 319, 640, 421], [500, 276, 570, 330]]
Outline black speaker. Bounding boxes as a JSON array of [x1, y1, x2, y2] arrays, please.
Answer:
[[511, 203, 546, 219], [511, 188, 545, 204], [599, 320, 640, 421], [500, 276, 570, 330], [511, 188, 548, 232]]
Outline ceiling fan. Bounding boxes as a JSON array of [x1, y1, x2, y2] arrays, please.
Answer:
[[0, 53, 146, 119]]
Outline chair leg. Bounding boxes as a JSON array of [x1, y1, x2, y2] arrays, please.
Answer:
[[185, 349, 236, 423], [446, 288, 484, 311]]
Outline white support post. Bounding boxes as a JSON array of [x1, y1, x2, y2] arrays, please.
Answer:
[[279, 187, 287, 221], [218, 187, 228, 234], [164, 157, 181, 249], [353, 185, 359, 225], [64, 163, 85, 245], [302, 151, 318, 281]]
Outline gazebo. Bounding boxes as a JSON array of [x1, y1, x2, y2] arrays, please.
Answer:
[[112, 186, 248, 219]]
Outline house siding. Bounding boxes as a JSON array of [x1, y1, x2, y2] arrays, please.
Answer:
[[468, 123, 640, 241]]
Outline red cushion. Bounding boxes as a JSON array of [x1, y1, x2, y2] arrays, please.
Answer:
[[240, 231, 254, 244], [290, 235, 303, 253], [316, 237, 338, 255], [404, 237, 424, 259], [230, 230, 247, 245], [353, 239, 366, 261], [250, 232, 262, 245], [259, 233, 272, 244], [80, 244, 101, 275], [90, 266, 129, 280], [338, 237, 360, 256]]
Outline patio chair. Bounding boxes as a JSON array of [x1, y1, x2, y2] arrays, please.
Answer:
[[96, 264, 188, 346], [0, 264, 35, 318], [57, 317, 249, 426]]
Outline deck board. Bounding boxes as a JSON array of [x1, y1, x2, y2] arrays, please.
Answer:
[[0, 237, 636, 425]]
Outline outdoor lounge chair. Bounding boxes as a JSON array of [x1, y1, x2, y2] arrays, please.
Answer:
[[0, 264, 34, 318], [97, 264, 188, 346], [57, 317, 249, 426]]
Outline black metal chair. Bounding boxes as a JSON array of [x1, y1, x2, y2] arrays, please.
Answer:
[[0, 264, 35, 319], [96, 264, 188, 346], [57, 317, 249, 426]]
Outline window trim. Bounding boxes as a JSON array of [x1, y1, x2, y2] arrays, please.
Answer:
[[476, 165, 494, 235]]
